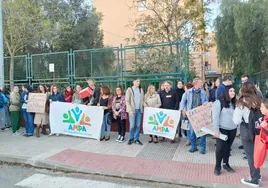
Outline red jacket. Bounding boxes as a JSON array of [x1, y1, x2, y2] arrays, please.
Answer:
[[64, 90, 74, 103]]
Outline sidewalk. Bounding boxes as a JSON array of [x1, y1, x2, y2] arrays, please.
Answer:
[[0, 129, 267, 188]]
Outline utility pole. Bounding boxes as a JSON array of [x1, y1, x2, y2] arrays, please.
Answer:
[[0, 0, 4, 89]]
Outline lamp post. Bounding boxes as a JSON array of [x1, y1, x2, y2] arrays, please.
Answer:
[[0, 0, 4, 89]]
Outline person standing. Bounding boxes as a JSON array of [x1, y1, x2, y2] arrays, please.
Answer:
[[233, 81, 262, 187], [9, 86, 21, 135], [20, 84, 34, 137], [0, 89, 8, 131], [112, 86, 127, 143], [64, 85, 74, 103], [125, 78, 144, 145], [175, 80, 185, 110], [216, 75, 234, 99], [72, 85, 83, 104], [48, 85, 64, 136], [159, 81, 177, 142], [3, 87, 11, 128], [213, 86, 237, 176], [180, 78, 208, 154], [144, 85, 162, 143], [34, 85, 49, 138], [84, 79, 100, 106], [99, 86, 112, 141]]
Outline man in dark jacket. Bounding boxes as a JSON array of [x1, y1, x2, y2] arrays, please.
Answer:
[[216, 75, 233, 99], [160, 81, 176, 110], [159, 81, 177, 143]]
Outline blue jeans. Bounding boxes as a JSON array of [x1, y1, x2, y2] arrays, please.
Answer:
[[189, 123, 206, 151], [129, 109, 142, 141], [101, 113, 111, 137], [22, 109, 34, 135]]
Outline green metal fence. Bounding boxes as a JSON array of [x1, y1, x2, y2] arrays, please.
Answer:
[[3, 41, 190, 91]]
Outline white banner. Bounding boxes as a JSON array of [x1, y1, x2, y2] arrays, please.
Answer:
[[49, 102, 104, 140], [143, 107, 181, 139]]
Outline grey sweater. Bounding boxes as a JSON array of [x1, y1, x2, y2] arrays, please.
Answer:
[[212, 100, 237, 132]]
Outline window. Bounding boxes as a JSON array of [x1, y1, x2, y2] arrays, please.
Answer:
[[137, 1, 147, 11], [137, 24, 146, 35]]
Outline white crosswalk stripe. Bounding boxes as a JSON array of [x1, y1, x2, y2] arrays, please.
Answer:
[[15, 174, 144, 188]]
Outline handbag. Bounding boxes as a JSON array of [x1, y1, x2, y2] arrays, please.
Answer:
[[254, 128, 268, 168], [181, 119, 190, 130]]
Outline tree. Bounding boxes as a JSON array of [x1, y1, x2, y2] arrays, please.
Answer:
[[215, 0, 268, 76], [125, 0, 210, 76], [3, 0, 50, 87]]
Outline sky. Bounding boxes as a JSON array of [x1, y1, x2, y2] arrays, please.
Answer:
[[206, 1, 221, 32]]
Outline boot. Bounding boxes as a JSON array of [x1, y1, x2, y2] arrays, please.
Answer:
[[36, 126, 40, 138], [41, 125, 48, 135]]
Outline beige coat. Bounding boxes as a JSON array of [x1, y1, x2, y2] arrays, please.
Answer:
[[144, 93, 161, 108], [125, 87, 144, 113], [9, 92, 21, 111]]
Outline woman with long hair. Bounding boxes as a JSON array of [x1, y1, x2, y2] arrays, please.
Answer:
[[72, 85, 83, 104], [34, 85, 49, 138], [98, 86, 112, 141], [48, 85, 64, 136], [144, 85, 161, 143], [64, 85, 74, 103], [112, 86, 127, 143], [20, 84, 34, 137], [233, 81, 262, 187], [213, 85, 237, 176]]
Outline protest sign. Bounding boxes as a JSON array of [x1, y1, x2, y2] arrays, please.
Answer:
[[27, 93, 47, 113], [143, 107, 181, 139], [49, 102, 103, 139], [186, 103, 213, 137]]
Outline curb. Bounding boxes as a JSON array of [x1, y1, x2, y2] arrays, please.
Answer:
[[0, 155, 245, 188]]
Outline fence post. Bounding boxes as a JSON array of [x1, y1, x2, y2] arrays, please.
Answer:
[[120, 44, 123, 85], [69, 49, 74, 87], [27, 53, 32, 86]]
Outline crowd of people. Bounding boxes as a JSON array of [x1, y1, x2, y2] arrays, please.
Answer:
[[0, 75, 267, 187]]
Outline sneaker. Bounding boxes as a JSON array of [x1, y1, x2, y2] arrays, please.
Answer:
[[185, 140, 191, 146], [243, 156, 248, 160], [15, 131, 22, 136], [200, 150, 206, 154], [223, 164, 235, 173], [128, 139, 134, 145], [214, 167, 221, 176], [119, 136, 124, 143], [135, 140, 143, 145], [189, 148, 198, 153], [116, 135, 121, 142], [12, 133, 17, 136], [239, 145, 244, 149], [241, 177, 259, 187], [1, 127, 6, 131]]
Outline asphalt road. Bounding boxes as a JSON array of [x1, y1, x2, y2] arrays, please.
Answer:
[[0, 164, 195, 188]]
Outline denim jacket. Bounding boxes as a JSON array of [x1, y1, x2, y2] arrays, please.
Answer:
[[180, 88, 208, 111], [20, 91, 29, 109], [49, 93, 64, 102]]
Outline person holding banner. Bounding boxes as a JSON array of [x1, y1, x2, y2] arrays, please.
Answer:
[[159, 81, 177, 143], [126, 78, 144, 146], [64, 86, 74, 103], [99, 86, 113, 141], [112, 86, 127, 143], [34, 85, 49, 138], [72, 85, 83, 104], [144, 85, 162, 143], [213, 85, 237, 176], [48, 85, 64, 136], [20, 85, 34, 137], [180, 78, 208, 154]]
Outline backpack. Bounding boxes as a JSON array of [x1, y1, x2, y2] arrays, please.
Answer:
[[0, 94, 4, 108], [244, 109, 264, 141]]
